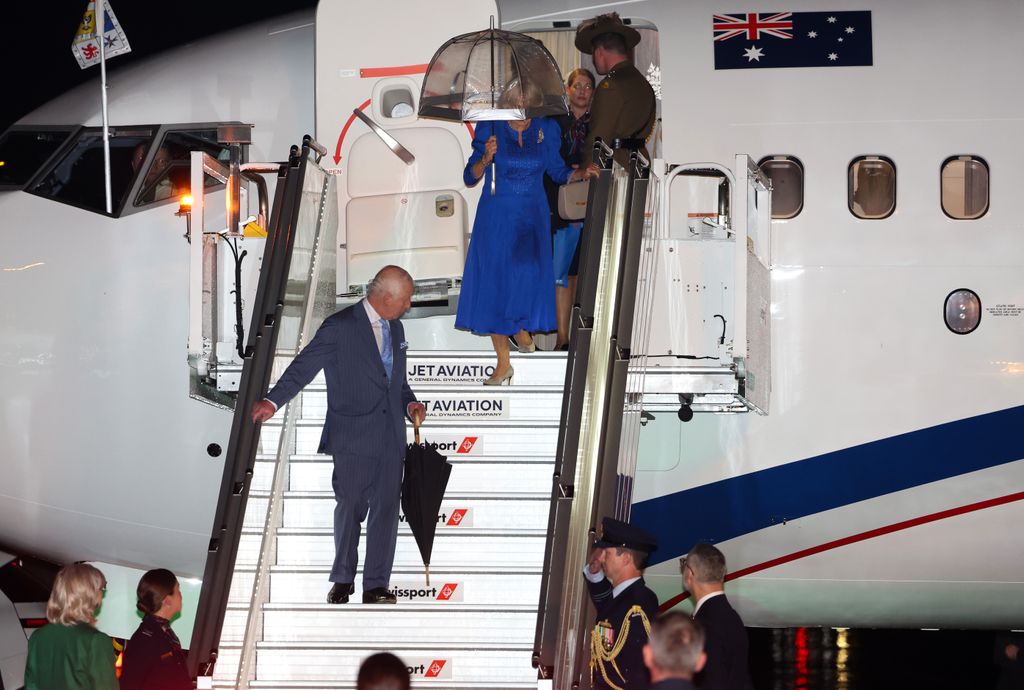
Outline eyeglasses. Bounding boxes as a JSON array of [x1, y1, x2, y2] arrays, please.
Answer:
[[570, 83, 594, 92]]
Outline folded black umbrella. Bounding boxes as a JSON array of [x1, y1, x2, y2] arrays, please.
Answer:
[[402, 425, 452, 586]]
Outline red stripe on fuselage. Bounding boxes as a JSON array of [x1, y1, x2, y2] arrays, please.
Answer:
[[360, 64, 429, 78], [658, 490, 1024, 612]]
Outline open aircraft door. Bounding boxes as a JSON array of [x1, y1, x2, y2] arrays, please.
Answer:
[[315, 0, 497, 311], [644, 154, 773, 414]]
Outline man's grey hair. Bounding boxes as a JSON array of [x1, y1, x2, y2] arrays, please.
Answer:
[[685, 542, 727, 585], [367, 265, 413, 298], [648, 612, 705, 675]]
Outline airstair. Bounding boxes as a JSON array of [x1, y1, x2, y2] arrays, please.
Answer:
[[212, 351, 565, 688], [187, 138, 772, 690]]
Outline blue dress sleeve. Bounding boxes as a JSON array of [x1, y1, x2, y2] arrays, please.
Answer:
[[541, 118, 572, 185], [463, 121, 493, 187]]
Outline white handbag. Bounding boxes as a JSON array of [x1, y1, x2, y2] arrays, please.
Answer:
[[557, 180, 590, 221]]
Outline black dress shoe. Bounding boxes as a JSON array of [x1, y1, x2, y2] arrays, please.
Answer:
[[327, 582, 352, 604], [362, 587, 397, 604]]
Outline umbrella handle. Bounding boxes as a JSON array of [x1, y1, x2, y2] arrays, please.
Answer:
[[414, 418, 421, 445]]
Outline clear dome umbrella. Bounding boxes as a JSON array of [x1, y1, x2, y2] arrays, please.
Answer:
[[419, 19, 568, 192]]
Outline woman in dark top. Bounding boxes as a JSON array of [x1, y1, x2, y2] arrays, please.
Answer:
[[549, 68, 596, 349], [119, 569, 190, 690]]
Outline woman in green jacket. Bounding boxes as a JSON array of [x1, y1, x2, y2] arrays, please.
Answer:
[[24, 563, 118, 690]]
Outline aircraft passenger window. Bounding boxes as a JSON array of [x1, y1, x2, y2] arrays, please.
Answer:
[[758, 156, 803, 219], [29, 128, 155, 215], [0, 129, 74, 187], [848, 156, 896, 219], [944, 289, 981, 334], [134, 129, 230, 207], [941, 156, 989, 220]]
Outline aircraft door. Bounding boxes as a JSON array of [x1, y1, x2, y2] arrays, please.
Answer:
[[315, 0, 497, 310]]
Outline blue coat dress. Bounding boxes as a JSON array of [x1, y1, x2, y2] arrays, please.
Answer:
[[456, 118, 572, 336]]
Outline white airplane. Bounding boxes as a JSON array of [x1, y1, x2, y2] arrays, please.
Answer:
[[1, 0, 1022, 688]]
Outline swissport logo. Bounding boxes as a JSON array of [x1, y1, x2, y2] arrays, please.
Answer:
[[436, 582, 461, 601], [446, 508, 471, 527], [398, 507, 473, 527], [388, 581, 464, 602], [406, 658, 452, 680], [411, 434, 483, 457]]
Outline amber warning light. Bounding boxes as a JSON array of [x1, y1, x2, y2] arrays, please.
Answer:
[[178, 194, 194, 214]]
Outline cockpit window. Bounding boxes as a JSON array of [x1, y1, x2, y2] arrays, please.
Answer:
[[29, 127, 155, 215], [0, 129, 75, 187], [134, 129, 230, 207]]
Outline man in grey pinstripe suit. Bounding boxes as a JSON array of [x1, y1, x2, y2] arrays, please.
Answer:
[[251, 265, 426, 604]]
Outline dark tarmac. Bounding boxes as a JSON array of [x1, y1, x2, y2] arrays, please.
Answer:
[[749, 627, 1015, 690]]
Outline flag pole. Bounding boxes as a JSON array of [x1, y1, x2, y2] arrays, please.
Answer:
[[97, 0, 113, 214]]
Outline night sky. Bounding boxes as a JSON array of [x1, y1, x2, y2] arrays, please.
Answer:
[[1, 1, 317, 133]]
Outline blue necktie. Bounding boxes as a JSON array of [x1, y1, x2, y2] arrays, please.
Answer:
[[380, 319, 393, 382]]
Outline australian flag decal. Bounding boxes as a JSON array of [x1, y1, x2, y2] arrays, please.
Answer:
[[713, 11, 872, 69]]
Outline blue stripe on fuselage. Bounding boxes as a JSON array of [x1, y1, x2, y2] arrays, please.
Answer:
[[631, 405, 1024, 566]]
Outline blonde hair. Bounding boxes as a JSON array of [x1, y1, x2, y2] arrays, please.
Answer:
[[47, 564, 106, 626], [500, 79, 543, 109]]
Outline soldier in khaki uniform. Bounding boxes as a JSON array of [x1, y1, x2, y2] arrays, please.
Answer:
[[575, 13, 657, 169]]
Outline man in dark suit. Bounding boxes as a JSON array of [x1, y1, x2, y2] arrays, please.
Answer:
[[251, 265, 426, 605], [682, 543, 754, 690], [584, 517, 660, 690], [643, 612, 707, 690], [574, 12, 657, 169]]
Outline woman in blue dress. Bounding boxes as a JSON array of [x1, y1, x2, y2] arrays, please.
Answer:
[[458, 108, 595, 385]]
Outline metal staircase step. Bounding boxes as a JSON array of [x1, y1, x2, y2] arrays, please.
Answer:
[[237, 529, 546, 570], [251, 458, 553, 494], [275, 491, 549, 530], [235, 681, 537, 689], [260, 570, 540, 605], [295, 385, 564, 424], [228, 565, 542, 605], [221, 603, 536, 644], [252, 644, 535, 684], [270, 350, 567, 388], [259, 421, 560, 457]]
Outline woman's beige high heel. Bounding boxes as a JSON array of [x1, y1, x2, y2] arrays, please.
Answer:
[[483, 366, 514, 386]]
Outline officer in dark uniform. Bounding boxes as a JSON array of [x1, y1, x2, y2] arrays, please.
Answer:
[[584, 517, 660, 690], [119, 569, 191, 690], [575, 12, 657, 169]]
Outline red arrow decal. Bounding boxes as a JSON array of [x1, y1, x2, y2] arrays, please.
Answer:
[[333, 98, 373, 165]]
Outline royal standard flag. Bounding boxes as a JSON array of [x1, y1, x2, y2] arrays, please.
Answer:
[[713, 11, 872, 70], [71, 1, 131, 69]]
